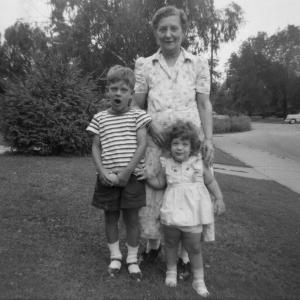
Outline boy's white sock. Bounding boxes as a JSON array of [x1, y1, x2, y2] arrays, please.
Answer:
[[126, 244, 140, 273], [108, 240, 122, 260]]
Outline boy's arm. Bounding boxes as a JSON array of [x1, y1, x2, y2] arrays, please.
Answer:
[[117, 126, 147, 186], [91, 135, 112, 186], [203, 165, 225, 215]]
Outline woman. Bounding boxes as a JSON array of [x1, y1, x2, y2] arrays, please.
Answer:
[[134, 6, 214, 270]]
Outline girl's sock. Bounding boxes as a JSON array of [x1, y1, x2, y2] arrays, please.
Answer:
[[165, 265, 177, 287], [108, 241, 122, 269], [126, 244, 141, 274], [192, 268, 209, 297]]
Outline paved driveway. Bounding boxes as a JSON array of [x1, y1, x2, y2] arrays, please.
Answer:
[[214, 122, 300, 194]]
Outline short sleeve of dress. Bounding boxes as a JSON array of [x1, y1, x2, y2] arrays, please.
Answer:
[[135, 109, 152, 130], [195, 56, 210, 95], [86, 114, 100, 135], [134, 57, 149, 94]]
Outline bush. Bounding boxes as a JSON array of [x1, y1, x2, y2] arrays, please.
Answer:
[[0, 53, 104, 155], [230, 115, 252, 132], [213, 115, 251, 134]]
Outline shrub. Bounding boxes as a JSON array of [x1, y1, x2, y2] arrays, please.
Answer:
[[0, 53, 104, 155], [230, 115, 252, 132], [213, 115, 251, 134], [213, 117, 231, 133]]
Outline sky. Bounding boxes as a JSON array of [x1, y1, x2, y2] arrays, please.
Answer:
[[0, 0, 300, 74]]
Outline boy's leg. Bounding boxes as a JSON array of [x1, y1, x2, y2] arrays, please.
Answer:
[[182, 232, 209, 297], [123, 208, 142, 281], [104, 210, 122, 276], [163, 225, 181, 287]]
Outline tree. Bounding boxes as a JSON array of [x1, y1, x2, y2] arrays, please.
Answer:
[[223, 26, 300, 116]]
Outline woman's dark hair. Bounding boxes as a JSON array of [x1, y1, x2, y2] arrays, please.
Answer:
[[166, 120, 201, 155], [151, 6, 188, 32]]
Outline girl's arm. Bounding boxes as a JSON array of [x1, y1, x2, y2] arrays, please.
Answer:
[[117, 126, 147, 186], [136, 161, 166, 190], [203, 164, 225, 215], [91, 135, 112, 186]]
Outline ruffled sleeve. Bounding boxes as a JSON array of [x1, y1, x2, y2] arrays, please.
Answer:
[[195, 56, 210, 95], [134, 57, 148, 93]]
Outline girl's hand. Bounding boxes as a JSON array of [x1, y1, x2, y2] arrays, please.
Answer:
[[149, 123, 165, 147], [214, 198, 226, 215], [116, 168, 131, 187], [136, 167, 148, 181]]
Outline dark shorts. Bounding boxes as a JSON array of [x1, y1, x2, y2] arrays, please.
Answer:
[[92, 174, 146, 211]]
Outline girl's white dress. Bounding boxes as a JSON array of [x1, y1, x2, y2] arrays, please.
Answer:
[[160, 156, 215, 241]]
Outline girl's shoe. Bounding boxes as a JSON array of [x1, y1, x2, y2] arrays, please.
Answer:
[[108, 259, 122, 277], [165, 270, 177, 287], [127, 262, 142, 282], [192, 280, 209, 298]]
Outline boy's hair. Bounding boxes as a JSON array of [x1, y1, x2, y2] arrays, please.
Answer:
[[166, 120, 201, 155], [152, 6, 188, 32], [106, 65, 135, 90]]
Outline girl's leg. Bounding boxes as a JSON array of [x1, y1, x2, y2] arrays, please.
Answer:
[[123, 208, 142, 281], [163, 225, 181, 287], [182, 232, 209, 297], [104, 210, 122, 276]]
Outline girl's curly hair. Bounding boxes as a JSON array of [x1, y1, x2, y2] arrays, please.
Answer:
[[165, 120, 201, 155]]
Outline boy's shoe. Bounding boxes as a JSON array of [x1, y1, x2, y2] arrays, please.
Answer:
[[178, 259, 191, 281], [127, 262, 142, 282], [108, 259, 122, 277], [141, 245, 162, 263]]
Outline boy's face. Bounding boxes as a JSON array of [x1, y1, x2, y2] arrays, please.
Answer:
[[107, 81, 133, 114]]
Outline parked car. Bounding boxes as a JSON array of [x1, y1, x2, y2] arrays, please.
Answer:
[[284, 112, 300, 124]]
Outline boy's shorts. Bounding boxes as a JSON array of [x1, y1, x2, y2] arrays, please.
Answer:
[[92, 174, 146, 211]]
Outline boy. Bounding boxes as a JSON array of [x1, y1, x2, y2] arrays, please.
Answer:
[[86, 65, 151, 281]]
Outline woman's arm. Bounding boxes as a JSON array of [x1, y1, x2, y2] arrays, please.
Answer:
[[196, 92, 214, 165]]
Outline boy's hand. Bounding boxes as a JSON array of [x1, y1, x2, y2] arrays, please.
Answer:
[[116, 168, 131, 187], [214, 198, 225, 216], [99, 169, 113, 186]]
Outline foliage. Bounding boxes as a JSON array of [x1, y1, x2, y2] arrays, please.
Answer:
[[220, 26, 300, 116], [0, 52, 103, 155], [213, 115, 251, 134], [49, 0, 243, 87]]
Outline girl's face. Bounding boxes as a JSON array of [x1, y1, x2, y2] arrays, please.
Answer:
[[171, 137, 191, 163], [154, 15, 184, 55]]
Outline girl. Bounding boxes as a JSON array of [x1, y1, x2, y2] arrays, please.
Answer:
[[137, 120, 225, 297]]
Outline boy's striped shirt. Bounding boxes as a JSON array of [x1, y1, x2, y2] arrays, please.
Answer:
[[86, 108, 151, 171]]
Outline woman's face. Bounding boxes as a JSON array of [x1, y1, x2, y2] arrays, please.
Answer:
[[155, 15, 184, 55]]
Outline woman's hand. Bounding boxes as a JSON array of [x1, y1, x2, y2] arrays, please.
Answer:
[[135, 167, 148, 181], [201, 138, 214, 166], [214, 198, 226, 216], [149, 123, 165, 147]]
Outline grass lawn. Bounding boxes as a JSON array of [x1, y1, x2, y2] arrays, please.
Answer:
[[0, 153, 299, 300]]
